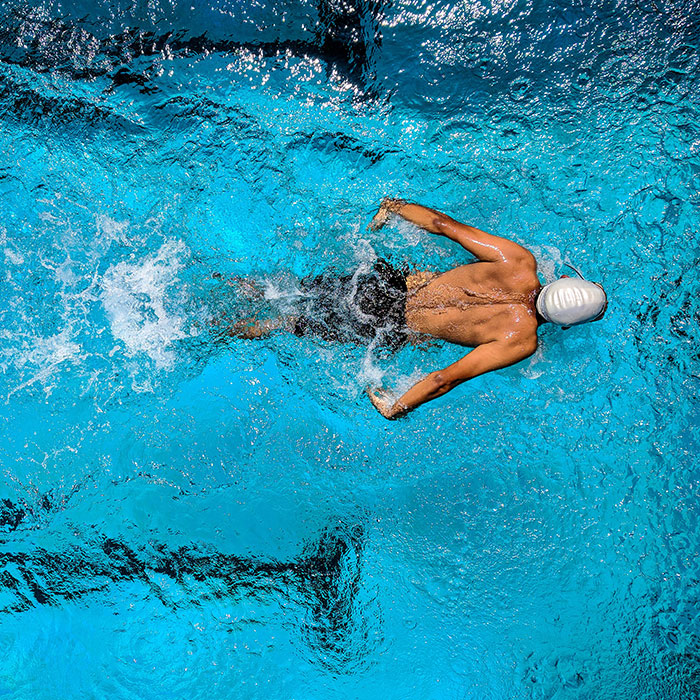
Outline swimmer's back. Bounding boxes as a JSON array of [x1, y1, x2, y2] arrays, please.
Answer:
[[405, 262, 540, 347]]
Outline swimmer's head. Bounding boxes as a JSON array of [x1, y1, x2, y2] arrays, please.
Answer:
[[536, 275, 607, 327]]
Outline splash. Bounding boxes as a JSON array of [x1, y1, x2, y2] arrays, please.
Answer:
[[529, 244, 564, 283], [101, 240, 192, 371], [5, 328, 84, 400]]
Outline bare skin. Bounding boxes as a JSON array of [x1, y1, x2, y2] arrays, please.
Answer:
[[365, 199, 541, 419], [218, 199, 553, 418]]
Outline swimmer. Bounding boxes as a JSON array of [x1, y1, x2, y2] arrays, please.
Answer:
[[221, 199, 607, 419]]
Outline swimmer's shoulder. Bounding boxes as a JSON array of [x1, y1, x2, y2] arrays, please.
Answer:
[[498, 305, 539, 352]]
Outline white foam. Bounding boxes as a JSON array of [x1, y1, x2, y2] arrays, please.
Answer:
[[263, 274, 302, 301], [96, 214, 129, 243], [101, 240, 189, 370], [520, 344, 547, 380], [6, 328, 85, 400], [91, 214, 132, 259], [349, 237, 377, 270], [1, 225, 25, 266], [529, 244, 564, 283], [395, 219, 424, 247], [358, 342, 387, 391], [4, 248, 24, 266]]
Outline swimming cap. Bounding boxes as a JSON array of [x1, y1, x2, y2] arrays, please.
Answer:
[[536, 278, 607, 326]]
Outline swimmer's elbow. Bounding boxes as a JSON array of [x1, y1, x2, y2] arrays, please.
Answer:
[[502, 333, 537, 361], [519, 337, 538, 358], [516, 337, 537, 362], [428, 371, 459, 397], [511, 248, 537, 268], [432, 215, 454, 234]]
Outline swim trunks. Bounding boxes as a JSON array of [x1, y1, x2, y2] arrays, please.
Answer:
[[293, 259, 409, 349]]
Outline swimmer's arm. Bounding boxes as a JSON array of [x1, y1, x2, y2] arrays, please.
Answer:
[[368, 199, 534, 265], [367, 338, 536, 419]]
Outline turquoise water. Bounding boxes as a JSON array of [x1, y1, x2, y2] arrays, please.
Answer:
[[0, 0, 698, 697]]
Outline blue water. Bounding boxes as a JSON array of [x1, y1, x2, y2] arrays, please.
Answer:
[[0, 0, 698, 697]]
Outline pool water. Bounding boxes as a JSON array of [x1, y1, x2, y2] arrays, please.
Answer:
[[0, 0, 698, 697]]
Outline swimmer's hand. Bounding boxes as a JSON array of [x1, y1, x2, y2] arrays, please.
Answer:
[[366, 387, 408, 420], [367, 198, 406, 231]]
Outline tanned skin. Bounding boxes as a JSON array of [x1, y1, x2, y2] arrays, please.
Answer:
[[221, 199, 546, 419], [365, 199, 542, 419]]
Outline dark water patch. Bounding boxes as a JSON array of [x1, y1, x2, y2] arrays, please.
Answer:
[[0, 499, 25, 533], [0, 0, 388, 94], [0, 518, 375, 670], [288, 129, 398, 164], [635, 260, 700, 375], [0, 65, 145, 134]]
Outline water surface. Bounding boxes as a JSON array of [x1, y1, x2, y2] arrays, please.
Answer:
[[0, 1, 698, 697]]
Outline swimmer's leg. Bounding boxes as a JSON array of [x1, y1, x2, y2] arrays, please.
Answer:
[[208, 273, 276, 338], [223, 315, 298, 340], [211, 273, 265, 299]]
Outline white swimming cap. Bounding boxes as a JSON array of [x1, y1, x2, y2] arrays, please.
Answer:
[[536, 278, 607, 326]]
